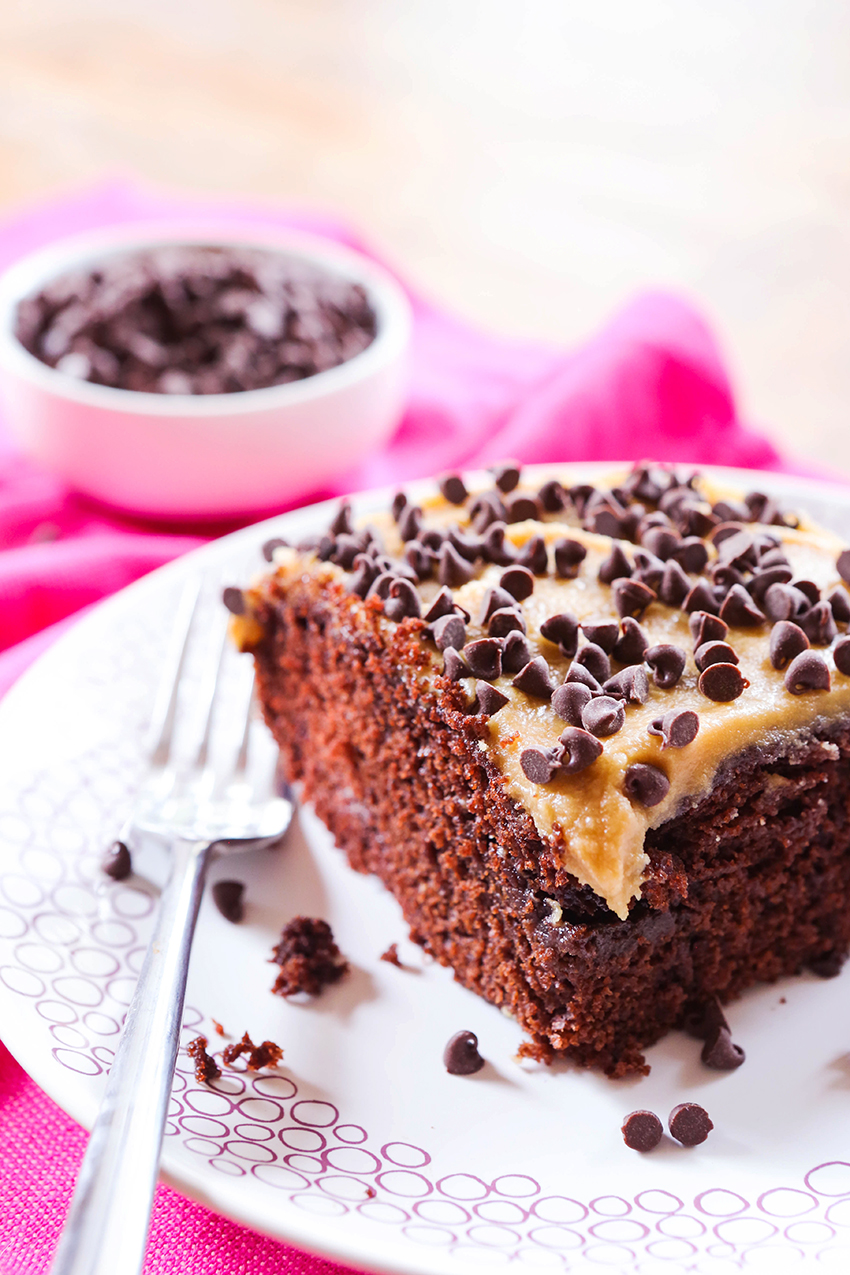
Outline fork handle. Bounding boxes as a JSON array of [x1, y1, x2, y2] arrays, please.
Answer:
[[51, 837, 212, 1275]]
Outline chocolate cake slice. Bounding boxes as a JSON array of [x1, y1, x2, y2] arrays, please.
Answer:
[[231, 464, 850, 1076]]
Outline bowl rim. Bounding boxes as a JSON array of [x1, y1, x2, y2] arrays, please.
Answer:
[[0, 221, 412, 417]]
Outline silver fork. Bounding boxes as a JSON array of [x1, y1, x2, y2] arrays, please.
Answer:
[[50, 578, 293, 1275]]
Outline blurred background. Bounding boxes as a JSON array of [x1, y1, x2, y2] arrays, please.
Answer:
[[1, 0, 849, 469]]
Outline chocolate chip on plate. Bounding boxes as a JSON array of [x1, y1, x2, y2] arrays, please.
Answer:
[[262, 537, 288, 562], [443, 1030, 485, 1074], [784, 649, 830, 694], [668, 1102, 714, 1147], [702, 1026, 745, 1071], [769, 621, 809, 670], [621, 1110, 663, 1152], [102, 840, 132, 881], [648, 708, 699, 749], [698, 662, 748, 702], [222, 586, 246, 615], [624, 763, 669, 807], [212, 880, 245, 923]]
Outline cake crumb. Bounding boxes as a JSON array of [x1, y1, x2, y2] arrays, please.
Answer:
[[222, 1031, 283, 1070], [211, 1019, 227, 1036], [271, 917, 349, 996], [380, 943, 402, 967], [365, 1187, 376, 1199], [187, 1035, 221, 1084]]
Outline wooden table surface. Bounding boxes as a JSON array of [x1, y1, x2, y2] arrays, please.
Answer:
[[1, 0, 849, 471]]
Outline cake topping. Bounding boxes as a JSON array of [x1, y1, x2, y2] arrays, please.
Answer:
[[698, 662, 748, 702], [101, 840, 132, 881], [478, 586, 516, 625], [603, 665, 649, 703], [553, 538, 587, 578], [837, 548, 850, 583], [799, 601, 838, 646], [431, 613, 466, 651], [689, 611, 728, 648], [438, 542, 474, 587], [398, 504, 423, 542], [659, 559, 691, 606], [262, 536, 288, 562], [443, 1030, 485, 1074], [624, 763, 670, 807], [598, 543, 632, 584], [612, 578, 655, 620], [502, 630, 532, 673], [439, 473, 468, 505], [564, 662, 603, 693], [769, 621, 810, 670], [211, 880, 245, 923], [580, 618, 619, 653], [512, 656, 556, 699], [538, 479, 568, 512], [612, 618, 648, 666], [683, 580, 718, 615], [645, 644, 686, 689], [834, 636, 850, 675], [574, 642, 611, 684], [621, 1110, 663, 1152], [539, 612, 579, 656], [329, 502, 353, 536], [784, 649, 831, 695], [517, 535, 548, 574], [499, 565, 535, 600], [764, 581, 810, 621], [443, 648, 469, 681], [187, 1035, 221, 1084], [718, 583, 764, 627], [552, 681, 593, 725], [581, 696, 626, 738], [521, 746, 565, 784], [384, 579, 422, 622], [491, 462, 521, 493], [558, 727, 604, 774], [463, 638, 503, 681], [648, 708, 699, 749], [487, 608, 526, 638], [476, 682, 510, 716], [694, 640, 739, 671], [829, 585, 850, 622], [668, 1103, 714, 1146]]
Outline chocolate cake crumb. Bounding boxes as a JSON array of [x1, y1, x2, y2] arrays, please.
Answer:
[[621, 1110, 663, 1152], [211, 1019, 227, 1036], [211, 880, 245, 923], [187, 1035, 221, 1084], [443, 1030, 485, 1075], [668, 1102, 713, 1146], [380, 943, 403, 967], [101, 840, 132, 881], [271, 917, 349, 996], [222, 1030, 283, 1069]]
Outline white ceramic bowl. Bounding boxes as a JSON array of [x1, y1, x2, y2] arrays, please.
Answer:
[[0, 224, 412, 519]]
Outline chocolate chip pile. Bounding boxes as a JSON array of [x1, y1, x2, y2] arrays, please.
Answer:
[[233, 461, 850, 807], [16, 245, 376, 394]]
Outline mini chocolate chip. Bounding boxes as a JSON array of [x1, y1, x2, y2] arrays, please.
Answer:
[[711, 562, 745, 594], [689, 611, 728, 648], [262, 536, 288, 562], [438, 542, 475, 588], [640, 526, 680, 561], [702, 1026, 745, 1070], [439, 473, 468, 504], [713, 499, 750, 523], [329, 501, 353, 536], [538, 479, 568, 512], [580, 618, 619, 653], [565, 662, 603, 693], [432, 613, 466, 651], [717, 528, 757, 568], [491, 462, 521, 493], [808, 952, 845, 978], [719, 584, 765, 628], [759, 547, 791, 569], [442, 647, 470, 681], [648, 708, 699, 748], [212, 880, 245, 923], [447, 526, 483, 562], [575, 642, 611, 684], [834, 635, 850, 676], [672, 537, 709, 574], [581, 695, 625, 738], [558, 727, 604, 774], [520, 745, 564, 784], [784, 649, 830, 694], [397, 503, 423, 542], [698, 662, 748, 701], [350, 555, 379, 598], [837, 549, 850, 585], [476, 682, 509, 716], [624, 763, 669, 807], [612, 578, 656, 620], [621, 1110, 663, 1153], [470, 491, 507, 533], [516, 535, 548, 575], [366, 571, 395, 601], [391, 491, 407, 521], [711, 520, 747, 546], [479, 521, 516, 566], [404, 541, 435, 581], [695, 640, 739, 672], [644, 644, 686, 689], [683, 579, 719, 615], [502, 630, 532, 674], [551, 681, 593, 725], [553, 538, 587, 579], [463, 639, 503, 681], [794, 579, 821, 606], [539, 612, 579, 658], [384, 578, 422, 622], [598, 543, 633, 585], [587, 507, 628, 539], [769, 621, 809, 670], [488, 607, 527, 638], [102, 840, 132, 881], [505, 494, 540, 523], [423, 587, 456, 623], [612, 617, 649, 666], [569, 483, 596, 516], [222, 586, 245, 615], [668, 1102, 713, 1147], [512, 657, 555, 699], [799, 601, 838, 647], [603, 665, 649, 704], [333, 533, 364, 570], [764, 582, 810, 622], [659, 559, 691, 607], [499, 566, 535, 601], [828, 586, 850, 624], [443, 1029, 485, 1074], [747, 566, 794, 606]]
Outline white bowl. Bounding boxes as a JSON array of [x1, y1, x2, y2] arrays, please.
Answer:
[[0, 224, 412, 519]]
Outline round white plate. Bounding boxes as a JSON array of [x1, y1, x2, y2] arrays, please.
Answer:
[[3, 464, 850, 1275]]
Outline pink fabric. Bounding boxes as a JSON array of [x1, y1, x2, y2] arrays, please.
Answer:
[[0, 182, 806, 1273]]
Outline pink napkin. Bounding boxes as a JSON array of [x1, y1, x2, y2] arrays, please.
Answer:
[[0, 183, 799, 1274]]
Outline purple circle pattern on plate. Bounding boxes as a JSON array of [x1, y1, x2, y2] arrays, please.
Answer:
[[5, 524, 850, 1273]]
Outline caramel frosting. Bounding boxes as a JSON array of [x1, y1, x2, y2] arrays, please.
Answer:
[[239, 466, 850, 919]]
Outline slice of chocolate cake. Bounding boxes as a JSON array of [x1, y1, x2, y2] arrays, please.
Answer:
[[231, 464, 850, 1076]]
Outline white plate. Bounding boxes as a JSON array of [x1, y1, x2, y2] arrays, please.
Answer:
[[3, 464, 850, 1275]]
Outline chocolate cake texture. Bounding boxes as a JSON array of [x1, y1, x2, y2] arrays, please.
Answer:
[[232, 463, 850, 1076]]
